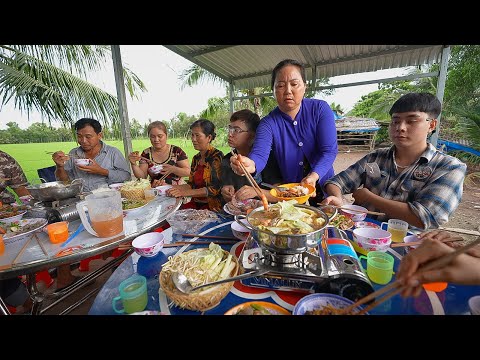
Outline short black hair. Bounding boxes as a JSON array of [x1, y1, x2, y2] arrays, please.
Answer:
[[190, 118, 216, 141], [271, 59, 306, 91], [74, 118, 102, 134], [230, 109, 260, 132], [389, 93, 441, 119]]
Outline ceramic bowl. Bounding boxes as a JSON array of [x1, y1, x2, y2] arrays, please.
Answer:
[[154, 185, 173, 195], [74, 158, 91, 166], [109, 183, 125, 191], [293, 293, 368, 315], [354, 221, 380, 229], [149, 165, 163, 175], [340, 204, 368, 222], [0, 211, 27, 224], [468, 295, 480, 315], [132, 232, 164, 257], [231, 219, 250, 241], [352, 227, 392, 254]]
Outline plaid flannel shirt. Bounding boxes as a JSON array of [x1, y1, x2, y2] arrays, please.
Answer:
[[324, 144, 467, 229]]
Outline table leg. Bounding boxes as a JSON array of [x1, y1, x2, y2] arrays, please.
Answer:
[[26, 273, 44, 315]]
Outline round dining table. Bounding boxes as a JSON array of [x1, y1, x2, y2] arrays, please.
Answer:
[[0, 195, 182, 315], [89, 217, 480, 315]]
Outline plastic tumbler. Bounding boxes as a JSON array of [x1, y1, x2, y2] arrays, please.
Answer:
[[423, 282, 448, 292], [387, 219, 408, 243], [360, 251, 394, 285], [45, 221, 69, 244], [112, 274, 148, 314]]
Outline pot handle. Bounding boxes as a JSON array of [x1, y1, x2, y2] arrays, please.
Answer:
[[75, 201, 99, 237], [234, 215, 254, 231]]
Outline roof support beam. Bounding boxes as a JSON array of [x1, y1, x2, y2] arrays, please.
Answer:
[[190, 45, 237, 58], [232, 72, 439, 101], [431, 45, 451, 147]]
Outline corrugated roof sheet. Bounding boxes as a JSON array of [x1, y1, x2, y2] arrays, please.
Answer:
[[164, 45, 444, 90]]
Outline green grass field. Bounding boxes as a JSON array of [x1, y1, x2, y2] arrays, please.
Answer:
[[2, 140, 231, 183]]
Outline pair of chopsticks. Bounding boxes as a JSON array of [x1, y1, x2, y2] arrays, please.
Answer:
[[341, 236, 480, 315], [158, 171, 172, 183], [333, 205, 385, 216], [118, 239, 237, 251], [230, 149, 268, 211], [181, 234, 238, 241], [390, 235, 464, 248]]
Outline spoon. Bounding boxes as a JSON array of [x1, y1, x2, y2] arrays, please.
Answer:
[[260, 183, 288, 193], [172, 269, 269, 294]]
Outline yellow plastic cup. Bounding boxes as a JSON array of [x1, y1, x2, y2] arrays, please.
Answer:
[[360, 251, 394, 285]]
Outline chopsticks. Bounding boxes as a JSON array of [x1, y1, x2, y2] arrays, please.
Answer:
[[118, 239, 237, 250], [341, 236, 480, 315], [390, 235, 464, 248], [333, 205, 385, 216], [231, 149, 268, 211], [158, 172, 172, 183], [181, 234, 238, 241]]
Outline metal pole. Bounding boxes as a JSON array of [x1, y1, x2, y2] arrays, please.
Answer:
[[431, 45, 451, 148], [229, 82, 234, 114], [111, 45, 133, 173]]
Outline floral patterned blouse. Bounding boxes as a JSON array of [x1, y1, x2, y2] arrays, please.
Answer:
[[189, 145, 224, 211], [140, 145, 188, 185]]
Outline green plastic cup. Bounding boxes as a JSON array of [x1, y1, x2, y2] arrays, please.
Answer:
[[360, 251, 394, 285]]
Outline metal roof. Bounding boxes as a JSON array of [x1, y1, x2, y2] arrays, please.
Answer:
[[164, 45, 444, 90]]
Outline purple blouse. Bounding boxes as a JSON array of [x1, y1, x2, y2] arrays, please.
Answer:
[[249, 98, 337, 186]]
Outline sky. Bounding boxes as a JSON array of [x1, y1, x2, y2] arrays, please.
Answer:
[[0, 46, 411, 130]]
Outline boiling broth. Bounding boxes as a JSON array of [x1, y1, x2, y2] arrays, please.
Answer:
[[249, 208, 325, 235]]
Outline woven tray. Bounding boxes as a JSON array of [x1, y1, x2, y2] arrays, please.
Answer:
[[121, 186, 150, 200], [159, 249, 240, 312]]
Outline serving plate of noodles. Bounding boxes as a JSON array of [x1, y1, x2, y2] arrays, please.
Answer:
[[293, 293, 368, 315]]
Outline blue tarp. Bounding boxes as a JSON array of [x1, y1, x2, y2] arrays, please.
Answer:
[[437, 139, 480, 156]]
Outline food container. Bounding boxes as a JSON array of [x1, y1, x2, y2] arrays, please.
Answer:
[[340, 204, 368, 222], [25, 179, 84, 202], [166, 209, 220, 234], [236, 203, 329, 255], [132, 232, 164, 257]]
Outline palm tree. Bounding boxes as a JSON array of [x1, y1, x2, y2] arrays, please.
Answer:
[[0, 45, 146, 128]]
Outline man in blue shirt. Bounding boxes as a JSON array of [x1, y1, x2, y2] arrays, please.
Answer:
[[322, 93, 466, 230], [231, 59, 338, 202]]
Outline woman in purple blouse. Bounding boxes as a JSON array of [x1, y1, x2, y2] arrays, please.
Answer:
[[231, 59, 338, 202]]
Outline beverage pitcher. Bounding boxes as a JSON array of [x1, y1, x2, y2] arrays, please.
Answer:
[[76, 190, 124, 237]]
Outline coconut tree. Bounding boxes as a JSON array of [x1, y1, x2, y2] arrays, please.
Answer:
[[0, 45, 146, 128]]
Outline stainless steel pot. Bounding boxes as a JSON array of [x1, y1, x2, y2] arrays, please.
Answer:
[[235, 204, 330, 255], [26, 179, 84, 202]]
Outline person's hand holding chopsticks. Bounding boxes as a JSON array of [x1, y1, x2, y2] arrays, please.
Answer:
[[397, 236, 480, 297], [230, 153, 256, 176]]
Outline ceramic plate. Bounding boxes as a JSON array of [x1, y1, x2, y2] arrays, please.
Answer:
[[0, 218, 48, 242], [122, 199, 148, 212], [293, 293, 368, 315], [225, 301, 290, 315], [223, 204, 236, 216]]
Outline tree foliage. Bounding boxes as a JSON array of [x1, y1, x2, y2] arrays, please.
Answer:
[[0, 45, 146, 128]]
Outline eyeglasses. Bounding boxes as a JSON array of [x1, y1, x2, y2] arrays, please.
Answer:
[[389, 117, 433, 127], [227, 126, 249, 135]]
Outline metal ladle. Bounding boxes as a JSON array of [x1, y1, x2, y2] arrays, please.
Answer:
[[172, 269, 269, 294]]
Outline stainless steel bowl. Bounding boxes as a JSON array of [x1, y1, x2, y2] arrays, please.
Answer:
[[235, 204, 330, 255], [26, 179, 84, 202]]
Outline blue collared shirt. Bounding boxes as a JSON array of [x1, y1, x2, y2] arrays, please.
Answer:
[[63, 141, 131, 192], [324, 143, 467, 229], [249, 98, 337, 186]]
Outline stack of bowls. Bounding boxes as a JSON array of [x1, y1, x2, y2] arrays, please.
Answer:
[[351, 227, 392, 256]]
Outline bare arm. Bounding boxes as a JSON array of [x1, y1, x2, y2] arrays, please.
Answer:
[[52, 151, 70, 181], [352, 188, 424, 228]]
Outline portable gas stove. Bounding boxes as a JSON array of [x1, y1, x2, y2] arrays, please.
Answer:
[[26, 195, 85, 223], [239, 229, 375, 301]]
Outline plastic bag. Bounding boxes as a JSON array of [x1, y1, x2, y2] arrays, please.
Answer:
[[166, 209, 221, 234]]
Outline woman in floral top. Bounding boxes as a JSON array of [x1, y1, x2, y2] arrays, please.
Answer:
[[167, 119, 224, 211], [128, 121, 190, 186]]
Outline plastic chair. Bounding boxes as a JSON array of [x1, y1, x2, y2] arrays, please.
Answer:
[[37, 166, 57, 183]]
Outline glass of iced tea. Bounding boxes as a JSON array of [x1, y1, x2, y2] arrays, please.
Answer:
[[387, 219, 408, 243]]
